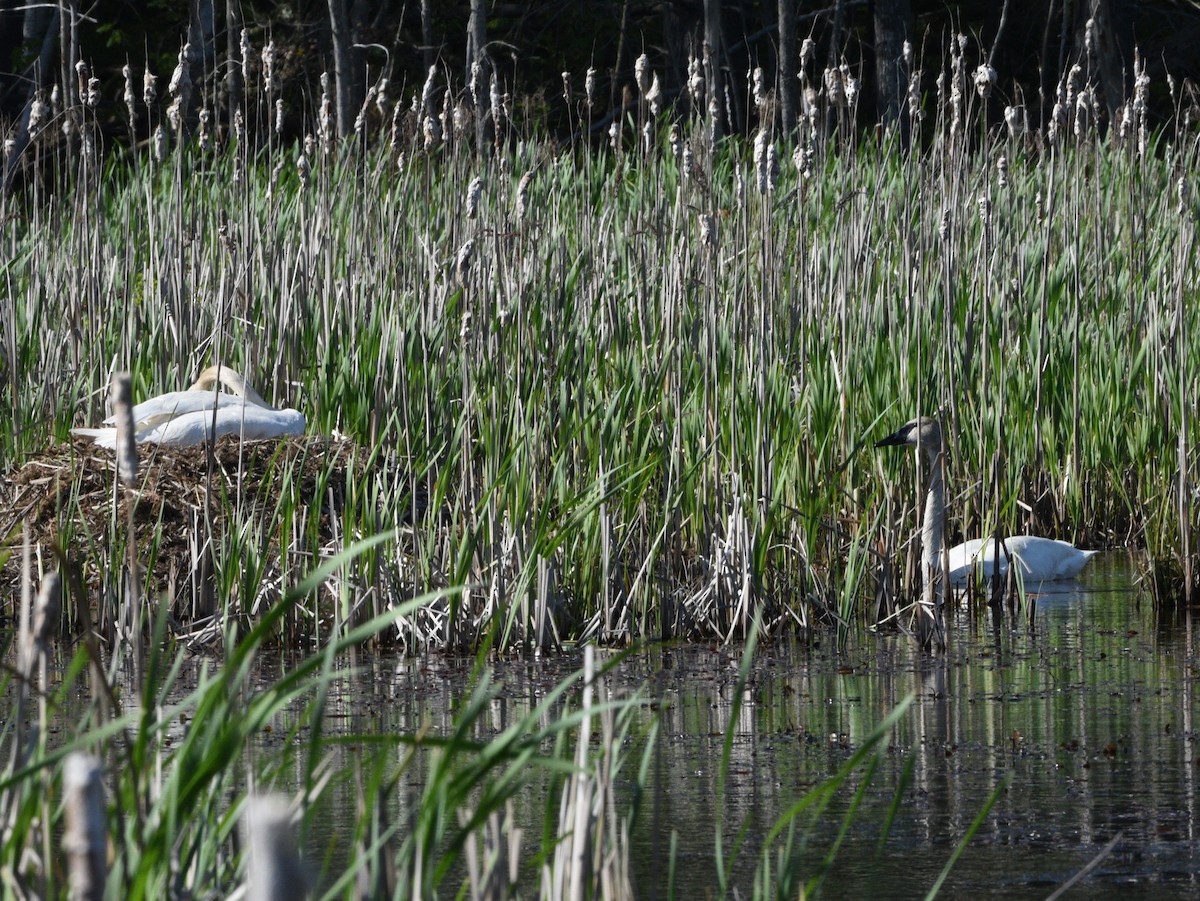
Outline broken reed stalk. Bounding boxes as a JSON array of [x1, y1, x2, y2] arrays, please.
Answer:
[[244, 795, 309, 901], [63, 753, 107, 901], [110, 372, 142, 685]]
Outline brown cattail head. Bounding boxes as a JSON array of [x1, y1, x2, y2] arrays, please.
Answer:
[[111, 372, 138, 487]]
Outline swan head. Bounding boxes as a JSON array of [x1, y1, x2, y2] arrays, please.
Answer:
[[876, 417, 943, 457]]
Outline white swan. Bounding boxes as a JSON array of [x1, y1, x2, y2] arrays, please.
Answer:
[[73, 366, 305, 449], [877, 417, 1097, 587]]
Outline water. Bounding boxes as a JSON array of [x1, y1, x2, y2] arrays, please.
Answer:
[[42, 552, 1200, 896]]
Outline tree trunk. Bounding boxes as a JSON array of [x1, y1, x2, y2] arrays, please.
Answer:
[[778, 0, 797, 135], [873, 0, 913, 130], [1076, 0, 1135, 122], [328, 0, 356, 136], [225, 0, 244, 136], [704, 0, 723, 140], [468, 0, 488, 150]]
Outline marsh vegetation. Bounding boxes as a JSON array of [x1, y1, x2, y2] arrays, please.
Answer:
[[1, 24, 1197, 899]]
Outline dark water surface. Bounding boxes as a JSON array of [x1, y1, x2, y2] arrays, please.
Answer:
[[254, 552, 1198, 898], [43, 552, 1195, 897]]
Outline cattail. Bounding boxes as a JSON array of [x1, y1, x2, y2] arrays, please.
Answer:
[[297, 153, 310, 190], [609, 120, 620, 152], [669, 123, 682, 165], [303, 132, 316, 158], [973, 64, 996, 100], [75, 60, 90, 105], [824, 67, 845, 106], [143, 68, 157, 107], [240, 29, 256, 84], [275, 97, 285, 136], [455, 239, 476, 283], [198, 108, 211, 151], [800, 38, 816, 69], [422, 115, 440, 150], [938, 207, 951, 242], [389, 100, 403, 150], [420, 65, 437, 117], [977, 194, 992, 227], [153, 124, 168, 162], [262, 40, 277, 94], [1035, 192, 1045, 222], [1178, 176, 1189, 215], [3, 137, 14, 162], [585, 67, 597, 109], [1004, 105, 1023, 138], [376, 77, 390, 115], [122, 64, 136, 120], [635, 53, 651, 98], [1074, 89, 1092, 139], [233, 107, 245, 143], [466, 176, 483, 218], [646, 73, 662, 118], [169, 44, 191, 101], [754, 130, 770, 193], [682, 142, 693, 179], [28, 94, 48, 138], [687, 56, 704, 106], [752, 66, 766, 109], [561, 71, 571, 106], [997, 155, 1008, 189], [699, 213, 718, 251], [516, 171, 533, 221], [902, 41, 913, 67], [111, 373, 138, 488]]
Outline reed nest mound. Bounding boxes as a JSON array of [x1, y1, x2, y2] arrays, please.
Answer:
[[0, 434, 393, 612]]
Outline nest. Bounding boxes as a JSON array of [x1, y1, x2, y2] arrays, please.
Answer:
[[0, 434, 395, 629]]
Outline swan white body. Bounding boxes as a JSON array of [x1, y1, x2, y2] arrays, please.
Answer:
[[946, 536, 1097, 584], [74, 366, 304, 448], [877, 418, 1097, 585]]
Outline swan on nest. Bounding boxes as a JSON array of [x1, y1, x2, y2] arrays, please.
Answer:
[[73, 365, 305, 449]]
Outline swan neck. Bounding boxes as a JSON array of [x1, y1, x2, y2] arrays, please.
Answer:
[[922, 450, 945, 580], [189, 366, 273, 409]]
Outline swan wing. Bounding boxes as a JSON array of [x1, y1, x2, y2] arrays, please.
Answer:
[[105, 390, 266, 430], [71, 427, 117, 449], [141, 404, 306, 446]]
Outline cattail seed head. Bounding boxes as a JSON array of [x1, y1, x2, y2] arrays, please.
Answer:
[[585, 67, 597, 108], [516, 171, 533, 220], [800, 38, 816, 69], [973, 64, 996, 100], [75, 60, 90, 104], [262, 40, 277, 94], [561, 71, 571, 106], [466, 176, 483, 218], [635, 54, 651, 97], [143, 68, 158, 107], [699, 213, 718, 250], [647, 73, 663, 118], [455, 239, 476, 284], [297, 153, 310, 189], [153, 124, 168, 161]]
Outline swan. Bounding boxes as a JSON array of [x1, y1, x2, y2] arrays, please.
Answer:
[[876, 417, 1097, 588], [73, 366, 305, 449]]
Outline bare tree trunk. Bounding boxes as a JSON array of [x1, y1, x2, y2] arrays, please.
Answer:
[[225, 0, 244, 137], [704, 0, 723, 140], [778, 0, 797, 135], [421, 0, 434, 76], [1076, 0, 1135, 123], [873, 0, 912, 131], [328, 0, 355, 136], [467, 0, 488, 151]]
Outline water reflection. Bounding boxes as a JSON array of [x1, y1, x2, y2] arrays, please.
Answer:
[[46, 553, 1200, 897]]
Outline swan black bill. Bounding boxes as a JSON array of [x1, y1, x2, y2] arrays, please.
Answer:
[[876, 425, 914, 448]]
